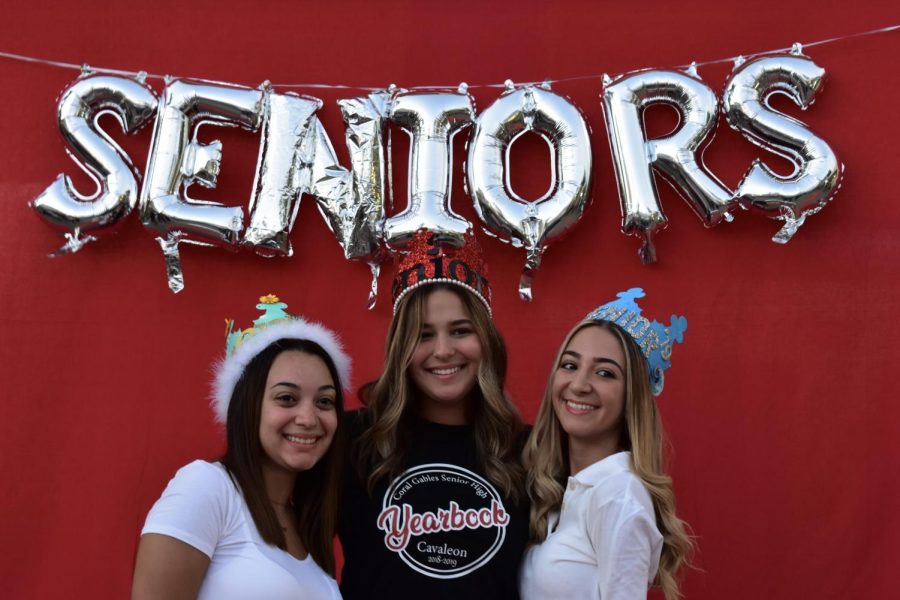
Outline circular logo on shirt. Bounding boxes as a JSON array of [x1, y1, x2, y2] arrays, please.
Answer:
[[377, 463, 510, 579]]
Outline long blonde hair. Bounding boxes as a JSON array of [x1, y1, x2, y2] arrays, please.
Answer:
[[355, 283, 525, 501], [523, 320, 694, 599]]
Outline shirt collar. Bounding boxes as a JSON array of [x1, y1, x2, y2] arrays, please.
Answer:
[[570, 451, 631, 487]]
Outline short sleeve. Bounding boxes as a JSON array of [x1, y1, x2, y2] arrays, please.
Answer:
[[587, 493, 663, 600], [141, 460, 237, 558]]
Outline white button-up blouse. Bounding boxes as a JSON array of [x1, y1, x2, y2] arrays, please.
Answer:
[[519, 451, 663, 600]]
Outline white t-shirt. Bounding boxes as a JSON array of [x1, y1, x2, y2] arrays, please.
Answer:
[[519, 452, 662, 600], [142, 460, 341, 600]]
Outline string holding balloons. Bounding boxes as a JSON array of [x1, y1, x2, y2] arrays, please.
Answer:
[[30, 47, 842, 301]]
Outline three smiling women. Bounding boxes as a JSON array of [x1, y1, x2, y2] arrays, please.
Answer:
[[133, 235, 691, 599]]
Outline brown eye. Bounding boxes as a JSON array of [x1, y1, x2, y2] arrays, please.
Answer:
[[316, 396, 336, 410]]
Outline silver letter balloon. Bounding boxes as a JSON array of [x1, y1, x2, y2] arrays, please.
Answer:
[[382, 89, 476, 250], [30, 75, 158, 255], [602, 68, 734, 264], [242, 89, 322, 258], [723, 50, 843, 243], [139, 80, 265, 292], [467, 83, 592, 300]]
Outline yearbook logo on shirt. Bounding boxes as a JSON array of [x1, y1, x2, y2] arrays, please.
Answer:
[[377, 463, 510, 579]]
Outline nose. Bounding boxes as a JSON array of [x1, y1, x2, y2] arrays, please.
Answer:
[[292, 399, 317, 427], [570, 368, 591, 394], [432, 333, 455, 359]]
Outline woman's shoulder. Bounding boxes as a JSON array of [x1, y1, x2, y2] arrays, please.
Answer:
[[157, 460, 241, 510], [143, 460, 245, 556], [172, 459, 232, 486], [579, 454, 653, 513], [582, 470, 659, 542], [598, 470, 654, 512]]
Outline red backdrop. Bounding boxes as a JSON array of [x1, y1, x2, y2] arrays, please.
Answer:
[[1, 1, 897, 598]]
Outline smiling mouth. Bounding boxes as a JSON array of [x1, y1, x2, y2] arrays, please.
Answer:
[[284, 434, 318, 445], [565, 400, 598, 412], [428, 366, 462, 376]]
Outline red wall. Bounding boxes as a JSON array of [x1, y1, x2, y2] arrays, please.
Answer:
[[1, 2, 897, 598]]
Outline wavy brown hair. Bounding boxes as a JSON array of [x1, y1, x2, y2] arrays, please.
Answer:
[[355, 283, 524, 501], [221, 339, 346, 575], [523, 320, 694, 599]]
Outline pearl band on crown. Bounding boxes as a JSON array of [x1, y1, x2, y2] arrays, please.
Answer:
[[391, 229, 492, 315]]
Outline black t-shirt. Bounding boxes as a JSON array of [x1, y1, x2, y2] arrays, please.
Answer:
[[339, 410, 530, 599]]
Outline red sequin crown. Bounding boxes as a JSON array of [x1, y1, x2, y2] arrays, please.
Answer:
[[391, 229, 491, 315]]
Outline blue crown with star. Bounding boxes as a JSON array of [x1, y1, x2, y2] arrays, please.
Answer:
[[584, 288, 686, 396]]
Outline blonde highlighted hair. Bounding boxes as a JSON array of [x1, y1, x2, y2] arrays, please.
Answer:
[[355, 283, 525, 501], [523, 320, 694, 599]]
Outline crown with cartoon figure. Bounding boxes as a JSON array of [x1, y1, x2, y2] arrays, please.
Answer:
[[212, 294, 352, 424], [391, 229, 491, 315], [224, 294, 294, 355], [585, 288, 687, 396]]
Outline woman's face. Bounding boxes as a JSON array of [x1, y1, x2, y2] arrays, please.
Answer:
[[409, 289, 484, 424], [259, 350, 338, 475], [552, 326, 627, 450]]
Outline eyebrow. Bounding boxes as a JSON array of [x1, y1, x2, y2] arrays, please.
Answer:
[[561, 350, 624, 372], [270, 382, 337, 392], [422, 318, 473, 329], [422, 319, 474, 330]]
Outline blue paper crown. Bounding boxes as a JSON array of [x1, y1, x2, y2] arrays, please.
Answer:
[[584, 288, 687, 396]]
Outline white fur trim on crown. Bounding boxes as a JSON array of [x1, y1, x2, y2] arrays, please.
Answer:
[[210, 318, 352, 425]]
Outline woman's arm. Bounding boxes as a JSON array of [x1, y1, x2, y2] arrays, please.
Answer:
[[131, 533, 210, 600], [133, 461, 233, 600], [588, 497, 662, 600]]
